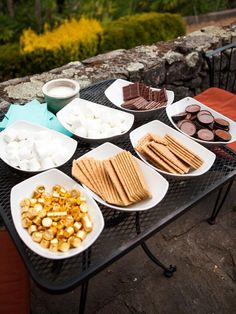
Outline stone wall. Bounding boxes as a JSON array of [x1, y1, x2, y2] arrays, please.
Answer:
[[0, 25, 236, 111]]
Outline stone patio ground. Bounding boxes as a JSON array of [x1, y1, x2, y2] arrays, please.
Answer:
[[31, 180, 236, 314]]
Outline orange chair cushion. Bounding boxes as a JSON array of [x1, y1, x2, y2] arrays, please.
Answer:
[[194, 87, 236, 151], [0, 230, 30, 314]]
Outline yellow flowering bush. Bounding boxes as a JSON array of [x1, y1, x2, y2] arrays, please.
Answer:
[[20, 18, 102, 57], [18, 18, 103, 73]]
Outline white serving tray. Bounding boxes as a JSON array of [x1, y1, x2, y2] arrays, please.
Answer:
[[129, 120, 216, 178], [166, 97, 236, 146], [75, 142, 169, 211], [105, 78, 175, 119], [11, 169, 104, 259], [0, 121, 77, 172], [57, 98, 134, 144]]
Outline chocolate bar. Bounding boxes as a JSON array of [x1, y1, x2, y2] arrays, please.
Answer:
[[122, 83, 168, 111]]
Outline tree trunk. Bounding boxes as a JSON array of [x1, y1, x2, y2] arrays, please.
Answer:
[[35, 0, 42, 32], [7, 0, 14, 18]]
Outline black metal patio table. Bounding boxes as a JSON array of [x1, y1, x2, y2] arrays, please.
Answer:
[[0, 79, 235, 313]]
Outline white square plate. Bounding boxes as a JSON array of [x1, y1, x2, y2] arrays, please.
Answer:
[[10, 169, 104, 259], [129, 120, 216, 178], [104, 78, 175, 119], [0, 121, 77, 172], [74, 142, 169, 211], [166, 97, 236, 145], [57, 98, 134, 143]]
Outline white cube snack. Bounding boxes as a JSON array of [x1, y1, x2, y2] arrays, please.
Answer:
[[3, 125, 72, 171], [63, 102, 130, 139], [3, 128, 18, 143]]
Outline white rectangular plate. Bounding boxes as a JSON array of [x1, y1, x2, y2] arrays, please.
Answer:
[[57, 98, 134, 143], [104, 78, 174, 118], [129, 120, 216, 178], [10, 169, 104, 259], [0, 121, 77, 172], [74, 142, 169, 211], [166, 97, 236, 145]]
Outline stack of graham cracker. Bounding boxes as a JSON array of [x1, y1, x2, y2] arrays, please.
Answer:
[[135, 133, 203, 174], [72, 150, 151, 206]]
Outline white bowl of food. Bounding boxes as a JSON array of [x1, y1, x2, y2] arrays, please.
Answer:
[[42, 78, 80, 113], [0, 121, 77, 172], [56, 98, 134, 144], [166, 97, 236, 146], [129, 120, 216, 178], [10, 169, 104, 259], [104, 78, 174, 119], [71, 142, 169, 211]]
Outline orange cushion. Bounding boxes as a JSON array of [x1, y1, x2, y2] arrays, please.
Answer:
[[0, 230, 30, 314], [194, 87, 236, 151]]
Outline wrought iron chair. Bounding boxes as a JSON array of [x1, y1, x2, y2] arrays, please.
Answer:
[[205, 42, 236, 92], [195, 42, 236, 224]]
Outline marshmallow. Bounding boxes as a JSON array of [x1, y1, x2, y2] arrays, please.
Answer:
[[18, 146, 32, 160], [34, 140, 51, 160], [7, 152, 20, 167], [3, 129, 18, 143], [17, 129, 29, 141], [28, 158, 41, 171], [6, 141, 19, 154], [19, 159, 29, 171]]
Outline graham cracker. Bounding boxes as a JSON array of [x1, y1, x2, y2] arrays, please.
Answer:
[[116, 152, 146, 201], [122, 151, 151, 199], [72, 160, 103, 197], [141, 146, 178, 174], [100, 160, 124, 205], [148, 142, 189, 173], [103, 159, 132, 206], [164, 134, 203, 169], [79, 158, 102, 195], [110, 156, 138, 203]]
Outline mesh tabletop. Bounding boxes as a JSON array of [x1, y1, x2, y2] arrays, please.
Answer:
[[0, 79, 235, 292]]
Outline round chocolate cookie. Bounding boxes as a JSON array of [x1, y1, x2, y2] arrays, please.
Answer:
[[179, 120, 196, 137], [197, 112, 214, 125], [172, 112, 187, 122], [185, 104, 201, 114], [214, 118, 230, 130], [197, 110, 212, 116], [214, 129, 232, 142], [197, 129, 214, 141]]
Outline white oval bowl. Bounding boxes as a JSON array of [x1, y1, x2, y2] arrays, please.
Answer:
[[129, 120, 216, 178], [166, 96, 236, 146], [0, 121, 77, 172], [10, 169, 104, 259], [104, 78, 175, 119], [74, 142, 169, 211], [57, 98, 134, 144]]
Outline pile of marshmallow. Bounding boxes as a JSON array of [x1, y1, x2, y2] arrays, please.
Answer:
[[3, 128, 67, 171], [64, 103, 129, 138]]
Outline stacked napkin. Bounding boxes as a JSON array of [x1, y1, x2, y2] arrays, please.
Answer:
[[0, 100, 72, 136]]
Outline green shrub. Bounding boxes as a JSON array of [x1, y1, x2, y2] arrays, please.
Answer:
[[0, 43, 22, 81], [100, 12, 186, 52]]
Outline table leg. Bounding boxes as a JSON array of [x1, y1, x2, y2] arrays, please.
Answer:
[[135, 213, 177, 278], [207, 178, 234, 225], [78, 248, 92, 313], [79, 280, 89, 314]]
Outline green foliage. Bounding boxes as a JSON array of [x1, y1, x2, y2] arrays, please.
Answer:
[[100, 12, 186, 52], [0, 44, 23, 81]]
